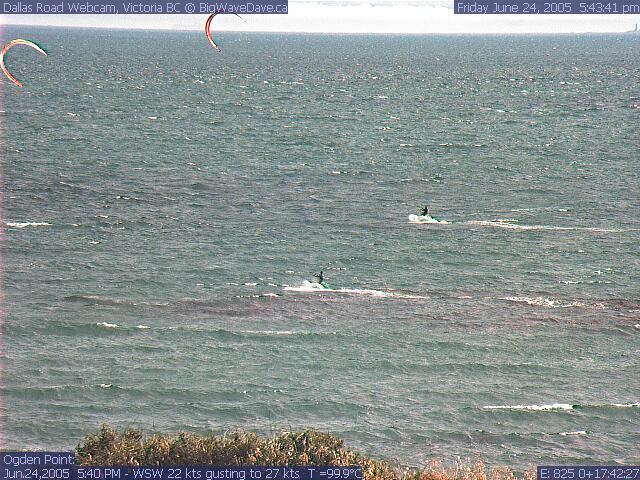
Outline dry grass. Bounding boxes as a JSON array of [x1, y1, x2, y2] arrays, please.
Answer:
[[76, 425, 535, 480]]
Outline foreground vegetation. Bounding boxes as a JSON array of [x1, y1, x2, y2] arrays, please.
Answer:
[[76, 425, 534, 480]]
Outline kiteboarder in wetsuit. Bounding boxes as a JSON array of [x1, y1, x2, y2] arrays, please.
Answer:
[[421, 205, 430, 216], [314, 271, 329, 288]]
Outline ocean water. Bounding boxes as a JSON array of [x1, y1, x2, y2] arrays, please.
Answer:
[[1, 27, 639, 469]]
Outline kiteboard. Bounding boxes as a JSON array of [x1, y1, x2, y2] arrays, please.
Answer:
[[283, 280, 333, 292], [408, 214, 450, 224]]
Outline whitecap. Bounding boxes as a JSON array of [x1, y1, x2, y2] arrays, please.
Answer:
[[241, 330, 296, 335], [5, 222, 52, 228], [500, 296, 586, 309], [484, 403, 575, 411], [96, 322, 119, 329]]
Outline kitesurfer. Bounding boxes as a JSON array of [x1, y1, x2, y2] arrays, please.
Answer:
[[421, 205, 430, 216], [314, 271, 325, 284]]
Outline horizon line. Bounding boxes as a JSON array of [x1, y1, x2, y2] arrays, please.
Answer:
[[2, 22, 640, 35]]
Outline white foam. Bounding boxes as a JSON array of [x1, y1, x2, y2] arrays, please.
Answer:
[[467, 220, 623, 233], [484, 403, 575, 411], [339, 288, 393, 297], [284, 281, 391, 297], [5, 222, 52, 228], [136, 325, 150, 329], [610, 403, 640, 408], [241, 330, 296, 335], [96, 322, 119, 329], [408, 214, 450, 225], [469, 220, 573, 231], [284, 281, 425, 299], [558, 431, 587, 436], [283, 280, 333, 292], [500, 296, 587, 309]]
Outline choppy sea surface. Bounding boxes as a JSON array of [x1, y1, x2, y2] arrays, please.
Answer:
[[1, 27, 639, 469]]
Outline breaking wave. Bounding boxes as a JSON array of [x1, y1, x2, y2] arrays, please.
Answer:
[[4, 222, 52, 228], [499, 296, 591, 309], [484, 402, 639, 411]]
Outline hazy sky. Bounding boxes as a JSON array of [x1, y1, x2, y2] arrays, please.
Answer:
[[2, 0, 640, 33]]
